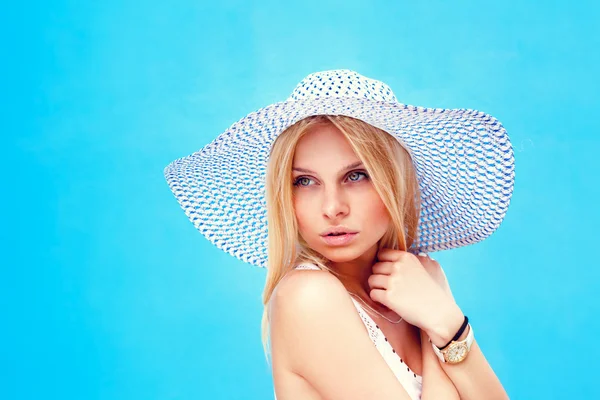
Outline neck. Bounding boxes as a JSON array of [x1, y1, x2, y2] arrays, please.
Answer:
[[327, 243, 379, 300]]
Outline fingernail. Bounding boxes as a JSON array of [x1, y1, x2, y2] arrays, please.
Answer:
[[418, 252, 435, 261]]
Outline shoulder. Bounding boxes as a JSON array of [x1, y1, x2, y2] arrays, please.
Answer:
[[270, 267, 349, 326], [269, 267, 411, 398], [269, 267, 351, 368], [275, 267, 344, 302]]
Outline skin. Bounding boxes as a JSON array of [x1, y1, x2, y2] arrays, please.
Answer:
[[270, 122, 508, 399], [292, 122, 391, 300]]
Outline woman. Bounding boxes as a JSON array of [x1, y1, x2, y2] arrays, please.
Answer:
[[164, 69, 514, 399]]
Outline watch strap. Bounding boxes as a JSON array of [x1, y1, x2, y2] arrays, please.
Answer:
[[439, 315, 469, 350], [431, 322, 474, 363]]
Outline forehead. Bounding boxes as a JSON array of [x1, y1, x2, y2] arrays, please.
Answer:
[[293, 123, 358, 168]]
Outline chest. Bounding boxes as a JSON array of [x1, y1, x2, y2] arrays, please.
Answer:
[[368, 315, 424, 376]]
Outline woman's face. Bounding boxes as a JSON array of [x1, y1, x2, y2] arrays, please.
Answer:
[[292, 123, 391, 263]]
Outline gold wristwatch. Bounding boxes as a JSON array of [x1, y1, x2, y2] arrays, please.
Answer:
[[430, 320, 474, 364]]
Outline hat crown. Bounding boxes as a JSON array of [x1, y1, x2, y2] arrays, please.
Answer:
[[287, 69, 398, 102]]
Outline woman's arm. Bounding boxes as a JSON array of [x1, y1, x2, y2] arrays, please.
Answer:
[[419, 329, 460, 400], [417, 254, 509, 400], [426, 307, 509, 400]]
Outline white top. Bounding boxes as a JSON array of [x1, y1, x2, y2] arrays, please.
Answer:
[[291, 263, 423, 400]]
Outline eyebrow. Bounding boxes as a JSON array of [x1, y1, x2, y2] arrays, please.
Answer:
[[292, 161, 364, 174]]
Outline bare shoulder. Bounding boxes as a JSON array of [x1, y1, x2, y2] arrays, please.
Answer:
[[272, 267, 344, 308], [270, 268, 347, 350], [270, 268, 412, 400]]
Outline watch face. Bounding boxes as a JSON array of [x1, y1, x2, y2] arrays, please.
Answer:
[[445, 343, 468, 364]]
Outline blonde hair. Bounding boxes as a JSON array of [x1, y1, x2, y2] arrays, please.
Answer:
[[260, 115, 421, 365]]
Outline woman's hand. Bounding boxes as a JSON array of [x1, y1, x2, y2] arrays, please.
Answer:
[[368, 248, 463, 347], [415, 252, 455, 303]]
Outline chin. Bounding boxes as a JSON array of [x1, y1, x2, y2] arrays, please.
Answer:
[[321, 253, 354, 263], [317, 245, 370, 263]]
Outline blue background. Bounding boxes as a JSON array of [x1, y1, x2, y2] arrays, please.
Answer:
[[3, 0, 599, 398]]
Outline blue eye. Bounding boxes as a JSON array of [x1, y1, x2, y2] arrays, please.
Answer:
[[293, 177, 314, 187], [293, 171, 369, 188], [347, 171, 368, 182]]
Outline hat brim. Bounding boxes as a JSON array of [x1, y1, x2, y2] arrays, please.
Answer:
[[164, 97, 515, 268]]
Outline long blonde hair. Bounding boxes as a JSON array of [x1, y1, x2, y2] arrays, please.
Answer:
[[260, 115, 421, 364]]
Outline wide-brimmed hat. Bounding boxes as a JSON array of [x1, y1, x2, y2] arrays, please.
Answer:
[[164, 69, 515, 268]]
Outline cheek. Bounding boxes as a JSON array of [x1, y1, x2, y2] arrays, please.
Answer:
[[373, 204, 391, 228], [293, 196, 312, 233], [364, 189, 391, 227]]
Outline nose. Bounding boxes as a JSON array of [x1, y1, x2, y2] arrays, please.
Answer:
[[322, 186, 349, 220]]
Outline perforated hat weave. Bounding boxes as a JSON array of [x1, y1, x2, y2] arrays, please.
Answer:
[[164, 69, 515, 268]]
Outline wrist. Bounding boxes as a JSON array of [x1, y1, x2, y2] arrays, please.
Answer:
[[426, 304, 465, 348]]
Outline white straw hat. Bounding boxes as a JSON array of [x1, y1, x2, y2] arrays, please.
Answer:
[[164, 69, 515, 268]]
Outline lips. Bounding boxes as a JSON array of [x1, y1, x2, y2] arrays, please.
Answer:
[[321, 232, 358, 246], [320, 226, 358, 237]]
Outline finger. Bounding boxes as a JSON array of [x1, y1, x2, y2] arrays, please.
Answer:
[[377, 248, 407, 262], [371, 261, 395, 275], [417, 253, 438, 270], [416, 253, 429, 266], [368, 274, 388, 290], [417, 252, 436, 261], [369, 288, 387, 304]]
